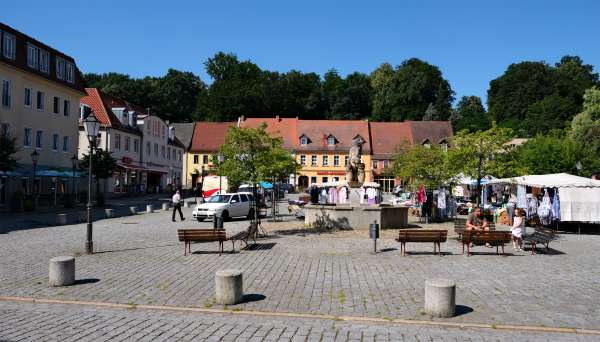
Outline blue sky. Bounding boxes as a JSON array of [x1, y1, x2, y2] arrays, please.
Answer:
[[3, 0, 599, 104]]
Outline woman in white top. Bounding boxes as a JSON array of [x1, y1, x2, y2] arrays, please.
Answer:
[[511, 208, 524, 251]]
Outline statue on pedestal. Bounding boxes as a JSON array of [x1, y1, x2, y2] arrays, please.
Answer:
[[346, 137, 365, 188]]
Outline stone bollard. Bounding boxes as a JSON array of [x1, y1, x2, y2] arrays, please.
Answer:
[[104, 208, 114, 218], [215, 269, 243, 305], [424, 278, 456, 318], [56, 214, 68, 225], [162, 202, 170, 211], [49, 256, 75, 286], [146, 204, 154, 213], [129, 206, 137, 215]]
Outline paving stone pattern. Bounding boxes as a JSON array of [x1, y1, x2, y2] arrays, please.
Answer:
[[1, 202, 599, 334], [0, 301, 596, 342]]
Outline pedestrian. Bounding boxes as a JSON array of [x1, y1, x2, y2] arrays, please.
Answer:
[[511, 209, 524, 251], [172, 189, 185, 222], [466, 207, 492, 248]]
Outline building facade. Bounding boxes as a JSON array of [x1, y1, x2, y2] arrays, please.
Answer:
[[186, 122, 233, 188], [0, 22, 85, 207]]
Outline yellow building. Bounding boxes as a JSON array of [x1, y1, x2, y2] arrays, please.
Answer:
[[186, 122, 234, 188]]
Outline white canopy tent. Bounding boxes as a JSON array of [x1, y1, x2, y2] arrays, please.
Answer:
[[489, 173, 600, 223]]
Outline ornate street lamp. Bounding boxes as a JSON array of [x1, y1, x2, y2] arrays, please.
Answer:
[[30, 150, 39, 209], [83, 112, 101, 254], [71, 154, 78, 205]]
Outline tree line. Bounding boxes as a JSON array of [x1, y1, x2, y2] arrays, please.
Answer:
[[84, 52, 599, 137]]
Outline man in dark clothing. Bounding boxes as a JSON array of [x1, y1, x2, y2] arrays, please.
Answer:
[[172, 190, 185, 222]]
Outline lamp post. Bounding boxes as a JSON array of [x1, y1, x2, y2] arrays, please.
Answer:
[[30, 150, 39, 209], [83, 112, 101, 254], [217, 154, 224, 192], [71, 154, 77, 206]]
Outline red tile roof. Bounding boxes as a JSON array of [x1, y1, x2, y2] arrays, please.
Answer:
[[408, 121, 453, 145], [239, 116, 299, 149], [80, 88, 142, 135], [369, 122, 413, 159], [296, 119, 371, 153], [189, 122, 235, 152]]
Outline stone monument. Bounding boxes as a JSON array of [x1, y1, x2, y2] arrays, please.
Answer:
[[346, 137, 366, 204]]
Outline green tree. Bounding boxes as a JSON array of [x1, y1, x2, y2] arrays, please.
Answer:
[[449, 125, 517, 204], [571, 86, 600, 157], [453, 96, 490, 132], [322, 70, 372, 120], [152, 69, 206, 123], [371, 58, 454, 121], [392, 143, 454, 190], [79, 148, 117, 206], [0, 131, 18, 172]]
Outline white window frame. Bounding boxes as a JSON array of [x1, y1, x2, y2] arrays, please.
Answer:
[[300, 136, 308, 145], [56, 58, 66, 80], [311, 155, 317, 166], [322, 155, 329, 167], [3, 32, 15, 60], [300, 155, 306, 165], [23, 128, 32, 147], [27, 44, 39, 69], [133, 139, 139, 153], [63, 99, 70, 117], [327, 136, 335, 146], [52, 133, 59, 151], [66, 63, 75, 84], [36, 91, 44, 111], [35, 130, 43, 149], [53, 96, 60, 114], [62, 136, 69, 152], [125, 136, 130, 152], [333, 155, 340, 166], [344, 155, 349, 166], [114, 134, 121, 150], [39, 50, 49, 73], [24, 87, 32, 108], [2, 79, 11, 109]]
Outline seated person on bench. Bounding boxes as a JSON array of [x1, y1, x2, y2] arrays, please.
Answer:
[[466, 207, 491, 248]]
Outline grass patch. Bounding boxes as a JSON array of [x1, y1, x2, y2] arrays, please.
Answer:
[[127, 301, 137, 310], [337, 290, 346, 305], [232, 308, 241, 312], [203, 303, 213, 308]]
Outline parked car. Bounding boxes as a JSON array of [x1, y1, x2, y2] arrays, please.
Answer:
[[192, 192, 254, 221]]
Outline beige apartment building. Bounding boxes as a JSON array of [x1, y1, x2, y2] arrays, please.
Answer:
[[0, 22, 85, 207]]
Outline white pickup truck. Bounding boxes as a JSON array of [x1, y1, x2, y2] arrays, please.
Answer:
[[192, 192, 255, 221]]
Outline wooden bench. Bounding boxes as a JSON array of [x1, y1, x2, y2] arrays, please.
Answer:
[[177, 229, 227, 256], [523, 227, 556, 254], [461, 231, 511, 256], [227, 222, 259, 252], [454, 218, 495, 240], [395, 230, 448, 256]]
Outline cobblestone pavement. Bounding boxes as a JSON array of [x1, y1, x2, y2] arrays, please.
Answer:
[[0, 301, 596, 342], [1, 200, 599, 338]]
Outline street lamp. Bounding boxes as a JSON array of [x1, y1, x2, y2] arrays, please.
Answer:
[[217, 154, 224, 192], [83, 112, 101, 254], [30, 150, 39, 209], [71, 154, 78, 205]]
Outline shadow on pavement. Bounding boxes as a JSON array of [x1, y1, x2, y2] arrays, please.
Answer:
[[455, 305, 474, 316], [241, 294, 266, 304], [74, 278, 100, 285]]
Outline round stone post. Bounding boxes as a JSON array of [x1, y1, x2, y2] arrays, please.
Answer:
[[215, 269, 243, 305], [424, 278, 456, 318], [162, 202, 170, 211], [146, 204, 154, 213], [104, 208, 114, 218], [56, 214, 68, 225], [129, 206, 137, 215], [49, 256, 75, 286]]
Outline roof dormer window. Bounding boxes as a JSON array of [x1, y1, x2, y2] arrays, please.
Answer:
[[300, 135, 309, 146], [327, 135, 336, 146]]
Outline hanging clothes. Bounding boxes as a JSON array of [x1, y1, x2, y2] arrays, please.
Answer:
[[517, 185, 527, 209], [366, 187, 377, 204], [359, 187, 366, 204], [309, 186, 319, 204], [338, 186, 347, 204], [551, 189, 560, 222], [537, 189, 552, 225], [525, 194, 538, 219], [417, 185, 427, 204], [319, 188, 327, 204], [437, 191, 446, 209]]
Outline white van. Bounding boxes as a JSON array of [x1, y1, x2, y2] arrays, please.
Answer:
[[192, 192, 255, 221]]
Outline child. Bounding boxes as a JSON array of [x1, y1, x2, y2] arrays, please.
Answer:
[[511, 208, 524, 251]]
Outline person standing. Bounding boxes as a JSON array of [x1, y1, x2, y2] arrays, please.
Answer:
[[172, 190, 185, 222], [511, 209, 524, 251]]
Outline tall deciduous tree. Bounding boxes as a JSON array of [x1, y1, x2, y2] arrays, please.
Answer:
[[453, 96, 490, 132], [0, 131, 18, 172], [79, 148, 117, 206], [392, 143, 454, 190], [571, 86, 600, 157]]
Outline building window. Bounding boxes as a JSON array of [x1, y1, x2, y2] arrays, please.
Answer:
[[322, 177, 329, 183], [35, 130, 43, 149], [154, 143, 158, 156], [300, 136, 308, 145], [62, 136, 69, 152], [39, 50, 49, 73], [441, 142, 448, 152], [310, 176, 317, 184], [203, 155, 209, 164], [333, 155, 340, 166], [36, 91, 44, 111], [146, 142, 150, 155], [24, 87, 32, 107], [372, 160, 378, 169], [56, 58, 66, 80], [66, 63, 75, 84], [311, 155, 317, 166], [383, 160, 390, 169], [161, 145, 165, 158], [344, 155, 349, 166], [193, 155, 199, 164], [2, 80, 11, 108], [327, 136, 335, 146], [167, 148, 171, 160], [27, 44, 39, 69], [53, 97, 60, 114], [300, 155, 306, 165], [114, 134, 121, 150], [178, 151, 182, 162], [23, 128, 32, 147], [322, 155, 329, 166], [125, 136, 130, 152], [134, 139, 139, 153], [52, 134, 59, 151], [3, 33, 15, 60], [63, 100, 70, 116]]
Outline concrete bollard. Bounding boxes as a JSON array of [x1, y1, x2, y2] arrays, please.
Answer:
[[162, 202, 170, 211], [104, 208, 114, 218], [215, 269, 243, 305], [424, 278, 456, 318], [129, 206, 137, 215], [56, 214, 68, 225], [49, 256, 75, 287], [146, 204, 154, 213]]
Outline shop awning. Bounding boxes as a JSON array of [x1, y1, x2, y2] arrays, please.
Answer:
[[117, 162, 146, 171], [488, 173, 600, 188]]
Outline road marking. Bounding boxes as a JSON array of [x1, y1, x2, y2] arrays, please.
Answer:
[[0, 296, 598, 335]]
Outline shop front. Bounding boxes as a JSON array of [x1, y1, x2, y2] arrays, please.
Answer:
[[113, 157, 145, 194]]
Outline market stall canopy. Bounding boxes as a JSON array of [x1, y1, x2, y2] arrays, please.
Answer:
[[457, 175, 496, 186], [258, 181, 273, 189], [312, 180, 380, 188], [488, 173, 600, 188]]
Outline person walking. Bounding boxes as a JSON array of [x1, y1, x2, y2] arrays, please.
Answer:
[[172, 189, 185, 222]]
